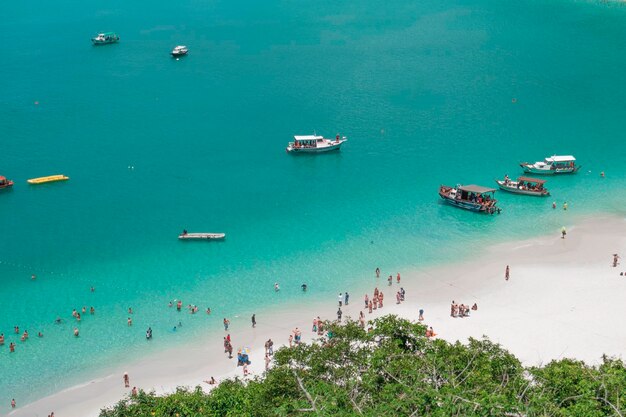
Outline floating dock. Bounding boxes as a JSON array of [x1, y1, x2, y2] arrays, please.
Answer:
[[27, 175, 69, 184], [178, 233, 225, 240]]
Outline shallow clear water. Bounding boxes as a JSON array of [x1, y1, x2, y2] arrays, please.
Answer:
[[1, 0, 626, 407]]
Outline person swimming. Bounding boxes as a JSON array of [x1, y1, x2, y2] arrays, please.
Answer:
[[146, 327, 152, 340]]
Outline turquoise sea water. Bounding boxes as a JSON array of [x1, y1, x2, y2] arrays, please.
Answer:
[[2, 0, 626, 408]]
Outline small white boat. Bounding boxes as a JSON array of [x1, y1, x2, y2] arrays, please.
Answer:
[[496, 176, 550, 196], [171, 46, 188, 57], [286, 134, 347, 154], [178, 231, 225, 240], [520, 155, 580, 175]]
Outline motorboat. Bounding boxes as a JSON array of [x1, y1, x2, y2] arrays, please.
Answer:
[[439, 184, 500, 214], [286, 134, 347, 153], [520, 155, 580, 175], [91, 32, 120, 45], [171, 46, 188, 57], [0, 176, 14, 189], [178, 231, 225, 240], [496, 176, 549, 196], [27, 175, 69, 184]]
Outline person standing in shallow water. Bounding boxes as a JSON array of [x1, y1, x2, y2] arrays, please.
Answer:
[[375, 267, 380, 278], [251, 314, 256, 328]]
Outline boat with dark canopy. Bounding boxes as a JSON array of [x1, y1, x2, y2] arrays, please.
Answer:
[[439, 184, 499, 214], [496, 176, 550, 196]]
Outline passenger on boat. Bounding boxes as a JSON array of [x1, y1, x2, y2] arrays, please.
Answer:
[[182, 229, 188, 235], [504, 175, 510, 185]]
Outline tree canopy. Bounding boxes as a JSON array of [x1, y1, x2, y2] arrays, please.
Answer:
[[100, 315, 626, 417]]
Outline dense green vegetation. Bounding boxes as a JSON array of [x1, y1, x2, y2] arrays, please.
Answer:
[[100, 315, 626, 417]]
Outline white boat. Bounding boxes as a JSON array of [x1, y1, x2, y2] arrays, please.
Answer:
[[171, 46, 188, 57], [496, 176, 550, 196], [178, 232, 225, 240], [520, 155, 580, 175], [286, 134, 347, 153]]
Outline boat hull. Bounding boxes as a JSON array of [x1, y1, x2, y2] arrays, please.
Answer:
[[520, 163, 580, 175], [171, 52, 188, 57], [179, 233, 225, 240], [496, 181, 549, 196], [286, 141, 345, 154], [0, 183, 13, 190]]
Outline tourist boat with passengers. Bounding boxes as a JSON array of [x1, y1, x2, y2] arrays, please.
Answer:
[[27, 175, 69, 184], [286, 134, 347, 153], [91, 32, 120, 45], [171, 46, 188, 57], [0, 176, 14, 190], [496, 176, 550, 196], [520, 155, 580, 175], [439, 184, 500, 214], [178, 230, 225, 240]]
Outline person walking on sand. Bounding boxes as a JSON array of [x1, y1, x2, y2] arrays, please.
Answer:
[[505, 265, 510, 281], [561, 227, 567, 239], [123, 372, 130, 388], [268, 338, 274, 355], [419, 309, 424, 321], [364, 294, 369, 308], [378, 292, 384, 308], [251, 314, 256, 328], [338, 293, 343, 307], [387, 275, 392, 286], [223, 318, 230, 331], [613, 254, 620, 267], [344, 292, 350, 306], [375, 267, 380, 278], [368, 300, 373, 314], [337, 307, 343, 321], [265, 353, 271, 371], [288, 334, 293, 347]]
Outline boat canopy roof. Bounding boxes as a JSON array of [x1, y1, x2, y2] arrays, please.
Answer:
[[518, 176, 546, 184], [294, 135, 323, 141], [174, 45, 187, 49], [546, 155, 575, 162], [459, 184, 496, 194]]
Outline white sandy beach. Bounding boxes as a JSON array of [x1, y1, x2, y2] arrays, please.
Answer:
[[9, 214, 626, 417]]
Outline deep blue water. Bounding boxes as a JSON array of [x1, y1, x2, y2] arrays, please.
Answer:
[[1, 0, 626, 408]]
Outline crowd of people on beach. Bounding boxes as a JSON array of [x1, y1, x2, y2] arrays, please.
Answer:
[[4, 266, 439, 412]]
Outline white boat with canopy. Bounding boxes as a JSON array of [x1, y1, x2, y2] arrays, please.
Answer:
[[520, 155, 580, 175], [286, 134, 347, 153]]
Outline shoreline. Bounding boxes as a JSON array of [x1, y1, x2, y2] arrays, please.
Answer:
[[8, 213, 626, 417]]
